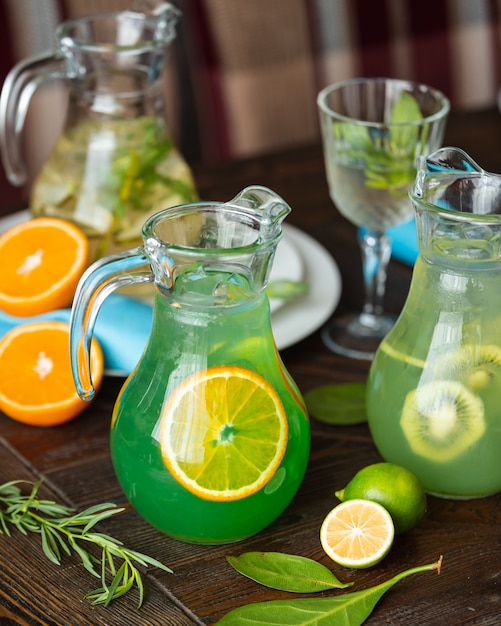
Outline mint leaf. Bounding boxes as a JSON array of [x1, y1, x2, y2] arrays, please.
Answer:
[[336, 91, 424, 195], [390, 90, 423, 123], [336, 121, 373, 153], [109, 117, 197, 217], [388, 91, 422, 160]]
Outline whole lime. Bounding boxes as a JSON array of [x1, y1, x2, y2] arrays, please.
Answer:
[[335, 462, 427, 534]]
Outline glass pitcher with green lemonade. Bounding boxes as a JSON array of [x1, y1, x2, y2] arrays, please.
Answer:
[[367, 148, 501, 498], [69, 186, 310, 543]]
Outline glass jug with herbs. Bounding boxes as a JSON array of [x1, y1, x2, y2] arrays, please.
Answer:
[[0, 2, 197, 262]]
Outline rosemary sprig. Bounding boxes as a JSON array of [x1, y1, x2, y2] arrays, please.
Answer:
[[0, 479, 172, 607]]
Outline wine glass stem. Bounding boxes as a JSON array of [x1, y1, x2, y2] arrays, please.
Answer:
[[358, 229, 391, 329]]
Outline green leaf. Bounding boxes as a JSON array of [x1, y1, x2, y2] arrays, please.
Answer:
[[80, 505, 124, 533], [336, 121, 373, 153], [104, 562, 132, 606], [390, 91, 422, 125], [304, 383, 367, 425], [219, 558, 442, 625], [135, 569, 145, 608], [40, 525, 62, 565], [227, 552, 351, 593], [266, 280, 308, 301], [108, 117, 196, 217], [124, 548, 174, 573], [68, 536, 100, 577], [336, 91, 423, 194], [0, 513, 11, 536], [389, 91, 422, 152]]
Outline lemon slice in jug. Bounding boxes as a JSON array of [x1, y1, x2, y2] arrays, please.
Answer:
[[159, 366, 288, 501]]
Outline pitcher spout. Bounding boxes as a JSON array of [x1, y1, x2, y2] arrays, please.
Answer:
[[413, 147, 483, 199], [123, 1, 181, 41], [227, 185, 291, 242]]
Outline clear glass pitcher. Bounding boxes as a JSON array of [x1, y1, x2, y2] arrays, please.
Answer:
[[69, 186, 310, 543], [0, 2, 197, 262], [367, 147, 501, 498]]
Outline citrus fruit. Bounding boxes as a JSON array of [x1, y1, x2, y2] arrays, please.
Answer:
[[336, 462, 427, 534], [0, 217, 88, 316], [0, 321, 103, 426], [320, 499, 394, 568], [159, 365, 288, 501]]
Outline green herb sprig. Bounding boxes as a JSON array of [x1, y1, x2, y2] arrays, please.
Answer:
[[0, 479, 172, 607], [336, 91, 426, 196], [110, 118, 197, 217]]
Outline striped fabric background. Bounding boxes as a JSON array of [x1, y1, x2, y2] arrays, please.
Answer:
[[182, 0, 501, 160], [1, 0, 501, 207]]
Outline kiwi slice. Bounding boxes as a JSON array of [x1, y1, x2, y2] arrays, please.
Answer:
[[463, 345, 501, 391], [436, 345, 501, 391], [401, 381, 485, 463]]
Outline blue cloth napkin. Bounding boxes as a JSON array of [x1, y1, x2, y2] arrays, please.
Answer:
[[0, 294, 153, 375], [387, 217, 419, 266], [359, 218, 418, 266]]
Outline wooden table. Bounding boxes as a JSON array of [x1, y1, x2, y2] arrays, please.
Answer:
[[1, 108, 501, 625]]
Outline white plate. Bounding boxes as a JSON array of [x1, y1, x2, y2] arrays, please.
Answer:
[[273, 223, 341, 349], [0, 211, 341, 369], [269, 231, 304, 313], [0, 209, 27, 232]]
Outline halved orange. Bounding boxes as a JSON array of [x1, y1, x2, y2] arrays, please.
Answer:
[[0, 217, 88, 316], [0, 321, 103, 426], [159, 366, 288, 501], [320, 499, 395, 568]]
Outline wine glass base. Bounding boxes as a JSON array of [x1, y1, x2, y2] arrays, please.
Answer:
[[322, 312, 395, 360]]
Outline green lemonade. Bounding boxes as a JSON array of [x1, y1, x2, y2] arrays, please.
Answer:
[[110, 271, 310, 543], [367, 254, 501, 498]]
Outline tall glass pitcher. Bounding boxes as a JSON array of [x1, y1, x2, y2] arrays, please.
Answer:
[[69, 186, 310, 543], [0, 2, 197, 261], [367, 148, 501, 498]]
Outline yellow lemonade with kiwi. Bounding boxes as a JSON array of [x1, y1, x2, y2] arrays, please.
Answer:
[[367, 253, 501, 498]]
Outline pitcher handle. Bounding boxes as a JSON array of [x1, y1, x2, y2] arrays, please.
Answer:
[[0, 51, 67, 186], [70, 249, 152, 400]]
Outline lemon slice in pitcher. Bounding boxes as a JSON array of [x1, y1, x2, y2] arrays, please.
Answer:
[[159, 366, 288, 501]]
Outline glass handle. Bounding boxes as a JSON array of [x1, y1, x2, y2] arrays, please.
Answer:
[[69, 249, 152, 400], [0, 51, 66, 186]]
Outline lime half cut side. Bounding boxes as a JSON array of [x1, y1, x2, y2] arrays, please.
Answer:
[[320, 499, 394, 569]]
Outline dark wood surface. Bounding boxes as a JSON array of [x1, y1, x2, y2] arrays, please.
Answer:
[[1, 108, 501, 625]]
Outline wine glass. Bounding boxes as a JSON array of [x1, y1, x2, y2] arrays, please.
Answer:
[[317, 78, 449, 359]]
